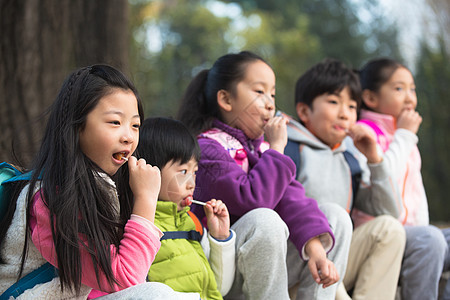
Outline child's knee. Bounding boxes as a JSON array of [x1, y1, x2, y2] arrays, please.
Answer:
[[374, 215, 406, 245], [319, 202, 353, 237], [237, 208, 289, 242], [253, 208, 289, 237], [426, 226, 447, 257], [406, 225, 447, 259]]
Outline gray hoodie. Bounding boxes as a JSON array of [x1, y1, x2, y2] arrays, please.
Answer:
[[285, 115, 402, 219]]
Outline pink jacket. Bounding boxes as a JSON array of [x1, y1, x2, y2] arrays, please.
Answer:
[[30, 189, 163, 297], [358, 109, 429, 226]]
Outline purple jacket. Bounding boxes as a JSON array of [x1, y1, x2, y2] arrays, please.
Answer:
[[192, 120, 334, 258]]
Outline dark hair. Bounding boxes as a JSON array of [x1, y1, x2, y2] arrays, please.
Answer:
[[359, 58, 407, 110], [295, 58, 361, 109], [177, 51, 270, 135], [0, 65, 143, 294], [136, 117, 201, 170]]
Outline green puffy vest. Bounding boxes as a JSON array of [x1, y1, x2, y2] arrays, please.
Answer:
[[148, 201, 223, 300]]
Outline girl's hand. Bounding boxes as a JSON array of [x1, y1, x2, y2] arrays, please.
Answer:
[[264, 116, 288, 154], [348, 124, 382, 164], [397, 109, 422, 134], [128, 156, 161, 222], [204, 199, 230, 240], [305, 237, 339, 288]]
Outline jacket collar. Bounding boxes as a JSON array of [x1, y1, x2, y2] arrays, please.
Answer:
[[284, 112, 347, 153], [212, 119, 263, 152], [359, 109, 396, 135], [156, 200, 190, 217]]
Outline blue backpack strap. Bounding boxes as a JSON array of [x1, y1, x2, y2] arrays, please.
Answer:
[[160, 230, 203, 242], [342, 151, 362, 201], [0, 162, 22, 178], [0, 163, 33, 223], [0, 263, 58, 300], [3, 171, 34, 184], [160, 211, 204, 242], [0, 164, 53, 299], [285, 139, 301, 176]]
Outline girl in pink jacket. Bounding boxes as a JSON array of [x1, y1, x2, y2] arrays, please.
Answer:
[[357, 58, 449, 300], [0, 65, 183, 299]]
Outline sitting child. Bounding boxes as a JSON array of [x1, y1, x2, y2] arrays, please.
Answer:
[[178, 51, 348, 300], [284, 59, 406, 300], [356, 57, 449, 300], [136, 117, 235, 300]]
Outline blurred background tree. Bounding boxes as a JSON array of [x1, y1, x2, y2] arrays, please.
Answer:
[[1, 0, 448, 222], [0, 0, 129, 165]]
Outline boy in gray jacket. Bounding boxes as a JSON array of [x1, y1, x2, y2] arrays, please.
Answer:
[[284, 59, 406, 300]]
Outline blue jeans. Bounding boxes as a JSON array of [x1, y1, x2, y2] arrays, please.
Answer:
[[400, 225, 447, 300]]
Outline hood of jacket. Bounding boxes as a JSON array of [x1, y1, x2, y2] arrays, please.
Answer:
[[285, 114, 347, 153]]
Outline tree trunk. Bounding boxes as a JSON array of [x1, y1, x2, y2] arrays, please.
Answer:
[[0, 0, 129, 166]]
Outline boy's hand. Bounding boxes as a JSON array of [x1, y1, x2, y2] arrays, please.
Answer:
[[205, 199, 230, 240], [305, 237, 339, 288], [128, 156, 161, 222], [265, 116, 288, 154], [397, 109, 422, 134], [348, 124, 382, 164]]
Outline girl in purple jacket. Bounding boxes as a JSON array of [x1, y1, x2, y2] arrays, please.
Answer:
[[178, 51, 352, 300]]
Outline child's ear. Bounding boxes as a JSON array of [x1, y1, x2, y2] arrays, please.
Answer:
[[217, 90, 232, 112], [361, 89, 379, 110], [296, 102, 311, 124]]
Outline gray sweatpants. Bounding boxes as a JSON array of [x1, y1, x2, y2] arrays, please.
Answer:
[[225, 203, 352, 300], [224, 208, 290, 300], [287, 202, 353, 300]]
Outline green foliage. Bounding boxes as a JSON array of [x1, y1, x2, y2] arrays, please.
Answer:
[[231, 10, 321, 115], [129, 0, 402, 119], [227, 0, 401, 68], [130, 0, 232, 118], [415, 39, 450, 222]]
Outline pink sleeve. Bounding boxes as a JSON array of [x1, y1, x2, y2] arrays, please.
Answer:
[[30, 191, 162, 293]]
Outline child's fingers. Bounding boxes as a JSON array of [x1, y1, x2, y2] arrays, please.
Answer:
[[322, 263, 339, 288], [308, 261, 321, 283], [320, 265, 333, 288], [203, 202, 214, 217], [129, 156, 149, 169], [127, 156, 137, 168], [213, 201, 228, 215], [137, 157, 148, 166], [267, 116, 287, 128], [318, 260, 330, 279], [206, 199, 227, 214]]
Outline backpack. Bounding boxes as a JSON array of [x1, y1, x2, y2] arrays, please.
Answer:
[[0, 162, 57, 300], [0, 162, 30, 220]]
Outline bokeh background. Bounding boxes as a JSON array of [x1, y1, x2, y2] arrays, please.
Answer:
[[1, 0, 449, 223]]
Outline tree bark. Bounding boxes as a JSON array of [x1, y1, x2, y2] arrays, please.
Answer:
[[0, 0, 129, 165]]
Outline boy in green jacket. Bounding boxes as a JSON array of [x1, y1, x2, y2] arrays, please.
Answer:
[[136, 117, 235, 300]]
